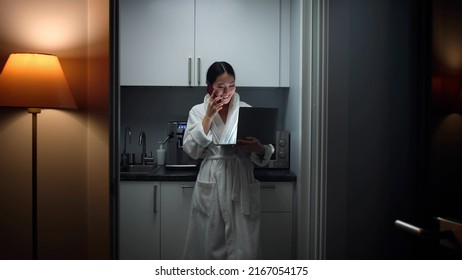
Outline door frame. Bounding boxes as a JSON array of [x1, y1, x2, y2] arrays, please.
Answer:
[[311, 0, 330, 260], [110, 0, 331, 260], [301, 0, 329, 260]]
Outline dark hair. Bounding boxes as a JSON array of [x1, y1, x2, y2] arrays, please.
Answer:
[[206, 61, 235, 86]]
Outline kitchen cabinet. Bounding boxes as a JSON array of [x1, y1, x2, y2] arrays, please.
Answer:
[[159, 181, 294, 259], [120, 0, 194, 86], [119, 180, 294, 259], [119, 181, 161, 260], [160, 181, 194, 259], [120, 0, 289, 87], [194, 0, 286, 87], [118, 180, 194, 260], [260, 182, 294, 259], [158, 181, 295, 259]]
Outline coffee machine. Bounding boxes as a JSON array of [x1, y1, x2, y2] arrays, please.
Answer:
[[165, 121, 197, 168]]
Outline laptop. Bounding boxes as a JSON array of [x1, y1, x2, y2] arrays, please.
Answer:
[[215, 107, 278, 146]]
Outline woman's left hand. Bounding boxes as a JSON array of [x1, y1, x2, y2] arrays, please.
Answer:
[[237, 136, 265, 156]]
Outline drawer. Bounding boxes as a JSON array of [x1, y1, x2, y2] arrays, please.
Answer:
[[260, 182, 293, 212]]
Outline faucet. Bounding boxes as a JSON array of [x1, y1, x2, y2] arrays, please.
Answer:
[[139, 131, 154, 165], [138, 131, 154, 165], [121, 126, 131, 166]]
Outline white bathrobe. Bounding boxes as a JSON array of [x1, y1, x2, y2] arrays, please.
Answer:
[[182, 93, 274, 260]]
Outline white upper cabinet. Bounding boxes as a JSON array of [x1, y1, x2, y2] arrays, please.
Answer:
[[120, 0, 289, 87], [195, 0, 281, 87], [120, 0, 195, 86]]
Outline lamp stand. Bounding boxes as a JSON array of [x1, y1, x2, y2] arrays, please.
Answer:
[[28, 108, 41, 260]]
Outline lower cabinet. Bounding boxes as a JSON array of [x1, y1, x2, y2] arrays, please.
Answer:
[[260, 182, 294, 260], [119, 181, 161, 260], [160, 181, 194, 260], [119, 180, 294, 259]]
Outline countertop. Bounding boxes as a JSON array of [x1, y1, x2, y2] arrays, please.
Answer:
[[120, 166, 297, 182]]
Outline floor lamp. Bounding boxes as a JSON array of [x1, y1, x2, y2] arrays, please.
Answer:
[[0, 53, 76, 259]]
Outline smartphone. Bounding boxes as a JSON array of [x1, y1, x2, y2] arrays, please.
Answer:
[[207, 84, 214, 96], [207, 84, 221, 103]]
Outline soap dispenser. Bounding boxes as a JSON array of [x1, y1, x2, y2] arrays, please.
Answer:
[[157, 143, 166, 165]]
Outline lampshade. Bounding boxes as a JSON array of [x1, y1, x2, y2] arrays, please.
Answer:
[[0, 53, 76, 109]]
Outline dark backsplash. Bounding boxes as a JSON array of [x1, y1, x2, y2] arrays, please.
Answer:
[[120, 86, 287, 158]]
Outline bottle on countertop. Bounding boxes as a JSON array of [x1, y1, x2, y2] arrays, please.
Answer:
[[157, 143, 166, 165]]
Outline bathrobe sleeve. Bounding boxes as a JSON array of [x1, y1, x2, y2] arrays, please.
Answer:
[[183, 105, 213, 160], [250, 144, 275, 167]]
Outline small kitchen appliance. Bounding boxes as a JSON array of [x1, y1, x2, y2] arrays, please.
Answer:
[[265, 130, 290, 169], [166, 121, 197, 168]]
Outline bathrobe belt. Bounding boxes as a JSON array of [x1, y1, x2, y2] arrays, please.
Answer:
[[203, 154, 251, 216]]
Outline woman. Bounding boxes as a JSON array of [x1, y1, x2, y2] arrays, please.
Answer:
[[182, 61, 274, 259]]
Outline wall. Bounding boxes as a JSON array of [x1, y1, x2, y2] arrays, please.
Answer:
[[326, 0, 349, 259], [326, 0, 422, 259], [87, 0, 110, 259], [0, 0, 110, 259]]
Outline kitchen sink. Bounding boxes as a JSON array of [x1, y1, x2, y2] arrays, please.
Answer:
[[121, 164, 159, 173]]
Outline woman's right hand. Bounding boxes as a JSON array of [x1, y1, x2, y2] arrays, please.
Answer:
[[202, 89, 223, 134], [205, 89, 223, 119]]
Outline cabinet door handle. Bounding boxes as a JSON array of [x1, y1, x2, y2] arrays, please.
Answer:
[[181, 185, 194, 189], [197, 57, 201, 85], [153, 185, 158, 214], [188, 57, 192, 86], [261, 184, 277, 189]]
